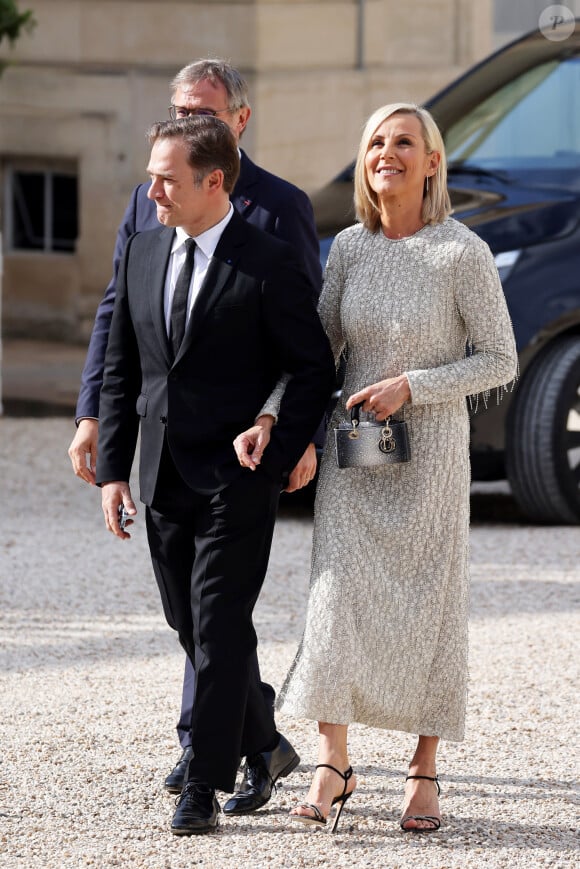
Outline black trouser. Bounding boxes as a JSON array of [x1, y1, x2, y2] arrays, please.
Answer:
[[146, 447, 280, 793], [176, 654, 275, 750]]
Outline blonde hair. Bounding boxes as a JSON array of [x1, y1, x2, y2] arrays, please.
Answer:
[[354, 103, 451, 232]]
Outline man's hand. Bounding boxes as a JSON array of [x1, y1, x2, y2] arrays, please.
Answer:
[[285, 443, 317, 493], [68, 418, 99, 485], [233, 414, 275, 470], [101, 481, 137, 540]]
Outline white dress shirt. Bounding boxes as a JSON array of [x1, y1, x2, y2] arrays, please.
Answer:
[[163, 203, 234, 335]]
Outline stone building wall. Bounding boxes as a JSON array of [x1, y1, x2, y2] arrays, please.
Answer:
[[0, 0, 492, 341]]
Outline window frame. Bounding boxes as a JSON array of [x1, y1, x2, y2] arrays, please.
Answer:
[[2, 158, 78, 254]]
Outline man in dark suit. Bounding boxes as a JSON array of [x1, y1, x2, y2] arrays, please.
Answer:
[[69, 59, 323, 804], [96, 116, 334, 835]]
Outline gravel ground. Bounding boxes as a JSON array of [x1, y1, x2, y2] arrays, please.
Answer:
[[0, 418, 578, 868]]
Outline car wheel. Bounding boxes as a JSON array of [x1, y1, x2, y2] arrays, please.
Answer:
[[506, 336, 580, 524]]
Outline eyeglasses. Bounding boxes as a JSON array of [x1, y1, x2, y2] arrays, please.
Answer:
[[168, 105, 231, 120]]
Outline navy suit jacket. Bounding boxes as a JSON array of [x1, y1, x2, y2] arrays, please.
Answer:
[[95, 212, 334, 498], [76, 150, 322, 420]]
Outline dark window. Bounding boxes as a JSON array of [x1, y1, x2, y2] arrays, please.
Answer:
[[6, 165, 78, 252]]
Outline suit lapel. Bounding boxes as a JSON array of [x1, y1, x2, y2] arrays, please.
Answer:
[[147, 227, 174, 366], [175, 211, 247, 363], [231, 151, 259, 217], [143, 156, 256, 362]]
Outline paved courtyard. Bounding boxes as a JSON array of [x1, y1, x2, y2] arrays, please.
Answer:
[[0, 418, 578, 868]]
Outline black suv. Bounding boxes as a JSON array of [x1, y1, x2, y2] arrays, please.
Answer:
[[312, 21, 580, 524]]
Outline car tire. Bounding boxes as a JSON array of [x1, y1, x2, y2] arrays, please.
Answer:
[[506, 336, 580, 524]]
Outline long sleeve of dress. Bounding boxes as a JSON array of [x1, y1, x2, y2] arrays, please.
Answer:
[[405, 236, 518, 406], [256, 373, 289, 421]]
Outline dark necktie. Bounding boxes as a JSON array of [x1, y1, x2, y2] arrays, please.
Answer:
[[169, 237, 196, 359]]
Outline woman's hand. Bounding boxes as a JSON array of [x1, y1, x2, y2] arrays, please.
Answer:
[[233, 414, 275, 470], [346, 374, 411, 419], [285, 443, 317, 493]]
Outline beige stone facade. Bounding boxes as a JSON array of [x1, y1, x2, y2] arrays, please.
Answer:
[[0, 0, 492, 341]]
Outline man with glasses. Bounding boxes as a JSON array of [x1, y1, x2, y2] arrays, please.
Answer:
[[68, 58, 322, 815]]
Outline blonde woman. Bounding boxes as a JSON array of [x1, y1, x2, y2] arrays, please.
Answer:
[[270, 103, 518, 832]]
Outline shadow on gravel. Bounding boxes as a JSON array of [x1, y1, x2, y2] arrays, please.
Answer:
[[217, 770, 578, 849], [445, 771, 576, 795], [196, 807, 578, 852], [295, 763, 576, 797], [1, 399, 73, 417], [471, 578, 580, 616], [0, 620, 179, 673], [469, 491, 529, 524], [328, 816, 580, 849]]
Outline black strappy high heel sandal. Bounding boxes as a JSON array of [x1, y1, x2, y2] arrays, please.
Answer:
[[291, 763, 354, 833], [400, 774, 441, 832]]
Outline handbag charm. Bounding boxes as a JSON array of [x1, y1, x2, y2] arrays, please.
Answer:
[[335, 401, 411, 468], [378, 420, 396, 453]]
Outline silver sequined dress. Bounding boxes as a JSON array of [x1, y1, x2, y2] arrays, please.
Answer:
[[277, 218, 517, 741]]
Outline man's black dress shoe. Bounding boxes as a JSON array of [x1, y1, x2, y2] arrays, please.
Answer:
[[223, 734, 300, 815], [164, 746, 193, 794], [171, 781, 220, 835]]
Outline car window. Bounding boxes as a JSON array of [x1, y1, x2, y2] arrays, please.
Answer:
[[446, 56, 580, 170], [319, 236, 334, 270]]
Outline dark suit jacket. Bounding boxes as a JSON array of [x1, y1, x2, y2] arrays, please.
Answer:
[[95, 211, 334, 499], [76, 151, 322, 420]]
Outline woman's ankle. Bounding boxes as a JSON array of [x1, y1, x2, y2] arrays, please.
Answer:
[[407, 764, 437, 779], [316, 747, 350, 772]]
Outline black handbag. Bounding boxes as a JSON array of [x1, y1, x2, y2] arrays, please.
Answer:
[[334, 402, 411, 468]]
